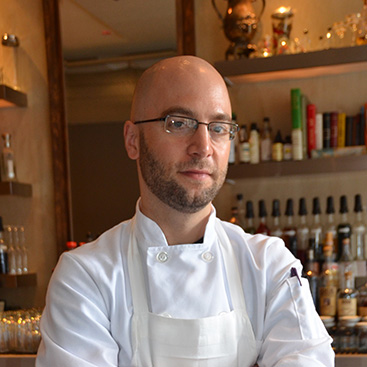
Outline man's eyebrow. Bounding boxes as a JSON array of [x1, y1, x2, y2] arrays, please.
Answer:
[[160, 107, 231, 122]]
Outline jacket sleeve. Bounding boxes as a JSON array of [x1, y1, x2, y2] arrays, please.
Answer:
[[257, 245, 335, 366], [36, 253, 120, 367]]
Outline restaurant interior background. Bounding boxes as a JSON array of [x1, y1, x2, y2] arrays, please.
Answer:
[[0, 0, 367, 312]]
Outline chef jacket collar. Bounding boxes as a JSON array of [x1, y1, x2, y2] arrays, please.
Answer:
[[133, 198, 218, 251]]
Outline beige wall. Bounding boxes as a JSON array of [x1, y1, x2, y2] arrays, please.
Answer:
[[0, 0, 57, 308], [195, 0, 367, 226]]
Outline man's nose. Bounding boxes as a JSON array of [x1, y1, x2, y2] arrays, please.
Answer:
[[186, 123, 213, 158]]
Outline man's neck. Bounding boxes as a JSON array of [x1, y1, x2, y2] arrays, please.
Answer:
[[139, 196, 212, 245]]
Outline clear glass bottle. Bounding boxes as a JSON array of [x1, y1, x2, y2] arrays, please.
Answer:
[[1, 133, 17, 181], [338, 237, 357, 290], [229, 206, 241, 226], [309, 197, 323, 262], [282, 198, 297, 257], [245, 200, 256, 234], [0, 217, 8, 274], [352, 194, 365, 260], [260, 117, 272, 162], [5, 225, 16, 275], [19, 226, 28, 274], [304, 246, 319, 310], [324, 196, 338, 261], [270, 199, 283, 237], [357, 321, 367, 353], [297, 197, 309, 266], [238, 125, 250, 164], [256, 200, 270, 235], [249, 122, 260, 164], [338, 271, 359, 317], [337, 195, 352, 261], [319, 243, 339, 317]]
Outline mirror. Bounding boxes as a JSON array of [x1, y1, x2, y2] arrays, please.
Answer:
[[42, 0, 195, 250]]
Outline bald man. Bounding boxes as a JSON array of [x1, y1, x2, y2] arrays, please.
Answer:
[[37, 56, 334, 367]]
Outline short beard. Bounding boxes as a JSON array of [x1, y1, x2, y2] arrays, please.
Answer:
[[138, 131, 227, 214]]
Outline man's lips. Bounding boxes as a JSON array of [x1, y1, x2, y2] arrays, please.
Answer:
[[179, 169, 212, 180]]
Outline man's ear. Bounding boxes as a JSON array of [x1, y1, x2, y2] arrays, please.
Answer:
[[124, 120, 140, 160]]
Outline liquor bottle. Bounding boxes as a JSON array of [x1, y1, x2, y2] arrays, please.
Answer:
[[338, 270, 359, 317], [5, 225, 16, 274], [260, 117, 272, 162], [12, 226, 23, 274], [249, 123, 260, 164], [0, 217, 8, 274], [272, 130, 283, 161], [290, 89, 304, 161], [309, 197, 323, 262], [282, 198, 297, 257], [1, 133, 17, 181], [245, 200, 256, 234], [304, 246, 319, 310], [319, 242, 339, 317], [297, 198, 309, 265], [352, 194, 366, 260], [256, 200, 270, 235], [338, 237, 357, 290], [358, 280, 367, 317], [19, 226, 28, 273], [238, 125, 250, 163], [283, 135, 292, 161], [337, 195, 352, 261], [270, 199, 283, 237], [324, 196, 338, 260], [356, 0, 367, 45], [235, 193, 246, 229], [229, 207, 241, 226]]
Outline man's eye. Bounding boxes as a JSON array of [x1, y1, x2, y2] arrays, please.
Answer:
[[211, 123, 227, 134], [171, 119, 186, 128]]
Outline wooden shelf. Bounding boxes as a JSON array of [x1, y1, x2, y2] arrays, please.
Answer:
[[0, 273, 37, 288], [215, 45, 367, 84], [0, 84, 27, 107], [227, 154, 367, 180], [0, 182, 32, 197]]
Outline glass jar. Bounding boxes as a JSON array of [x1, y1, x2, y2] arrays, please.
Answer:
[[356, 321, 367, 353], [337, 316, 360, 353], [321, 316, 338, 353]]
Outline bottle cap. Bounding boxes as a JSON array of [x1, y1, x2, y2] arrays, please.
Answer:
[[272, 199, 281, 217], [236, 193, 243, 201], [258, 200, 267, 218], [66, 241, 77, 250], [250, 122, 258, 131], [285, 198, 294, 216], [354, 194, 363, 213], [298, 198, 307, 216], [246, 201, 254, 219], [340, 195, 348, 214], [274, 130, 283, 143], [312, 197, 321, 215], [326, 196, 335, 214]]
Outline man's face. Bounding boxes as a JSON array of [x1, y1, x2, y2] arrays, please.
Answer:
[[131, 58, 232, 214]]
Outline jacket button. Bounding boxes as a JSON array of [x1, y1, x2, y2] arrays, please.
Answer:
[[201, 251, 214, 262], [156, 251, 169, 263]]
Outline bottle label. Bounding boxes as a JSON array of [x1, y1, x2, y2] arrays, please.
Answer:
[[338, 298, 357, 316], [239, 142, 250, 163], [319, 287, 337, 316]]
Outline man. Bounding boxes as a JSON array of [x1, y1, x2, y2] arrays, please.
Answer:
[[36, 56, 334, 366]]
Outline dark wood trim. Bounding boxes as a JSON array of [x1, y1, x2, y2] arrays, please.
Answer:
[[176, 0, 196, 55], [42, 0, 72, 256]]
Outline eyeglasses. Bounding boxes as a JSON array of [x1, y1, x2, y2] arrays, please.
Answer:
[[134, 115, 239, 142]]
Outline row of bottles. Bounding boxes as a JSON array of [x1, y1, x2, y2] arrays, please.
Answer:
[[0, 216, 28, 275], [229, 115, 293, 165], [230, 193, 367, 263], [0, 133, 16, 182]]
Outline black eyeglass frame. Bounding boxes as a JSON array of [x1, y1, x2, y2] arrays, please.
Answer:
[[133, 114, 239, 141]]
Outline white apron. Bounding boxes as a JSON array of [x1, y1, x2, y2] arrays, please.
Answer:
[[127, 218, 258, 367]]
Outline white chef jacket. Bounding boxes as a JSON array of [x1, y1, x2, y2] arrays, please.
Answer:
[[36, 201, 334, 367]]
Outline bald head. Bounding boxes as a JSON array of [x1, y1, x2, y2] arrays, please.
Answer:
[[130, 56, 231, 122]]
